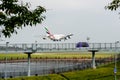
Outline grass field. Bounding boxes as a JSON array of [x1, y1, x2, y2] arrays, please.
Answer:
[[32, 52, 114, 59], [0, 52, 115, 60]]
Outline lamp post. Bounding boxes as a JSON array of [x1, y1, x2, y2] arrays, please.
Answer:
[[25, 42, 37, 76], [4, 42, 9, 79], [86, 37, 90, 44], [114, 41, 119, 80]]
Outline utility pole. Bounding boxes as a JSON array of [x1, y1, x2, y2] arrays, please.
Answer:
[[114, 41, 119, 80], [4, 42, 9, 79]]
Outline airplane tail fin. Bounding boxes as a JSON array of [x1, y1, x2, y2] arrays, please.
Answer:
[[44, 27, 51, 34]]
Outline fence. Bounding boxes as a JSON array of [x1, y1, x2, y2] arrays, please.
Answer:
[[0, 56, 115, 78], [0, 43, 119, 53]]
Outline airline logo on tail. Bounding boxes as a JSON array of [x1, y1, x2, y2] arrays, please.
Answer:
[[44, 27, 55, 39], [44, 27, 50, 34]]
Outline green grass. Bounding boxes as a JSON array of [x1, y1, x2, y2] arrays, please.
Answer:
[[0, 53, 27, 60], [0, 52, 114, 60], [61, 61, 120, 80], [5, 74, 66, 80], [63, 67, 118, 80], [32, 52, 114, 58]]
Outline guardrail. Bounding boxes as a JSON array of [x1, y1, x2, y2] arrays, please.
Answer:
[[0, 43, 119, 53]]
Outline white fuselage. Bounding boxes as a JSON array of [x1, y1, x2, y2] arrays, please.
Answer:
[[47, 34, 65, 40]]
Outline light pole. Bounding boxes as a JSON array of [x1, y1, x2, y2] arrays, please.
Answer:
[[4, 42, 9, 79], [86, 37, 90, 44], [114, 41, 119, 80], [25, 42, 37, 76]]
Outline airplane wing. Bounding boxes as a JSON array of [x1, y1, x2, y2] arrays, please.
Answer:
[[34, 34, 49, 40], [42, 34, 55, 40], [42, 35, 48, 40], [60, 34, 73, 41], [66, 34, 73, 38]]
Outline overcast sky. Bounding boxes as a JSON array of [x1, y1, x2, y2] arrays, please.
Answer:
[[2, 0, 120, 43]]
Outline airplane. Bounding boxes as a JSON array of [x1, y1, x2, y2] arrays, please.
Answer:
[[42, 27, 73, 41]]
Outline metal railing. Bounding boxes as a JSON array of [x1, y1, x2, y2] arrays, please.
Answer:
[[0, 43, 119, 53]]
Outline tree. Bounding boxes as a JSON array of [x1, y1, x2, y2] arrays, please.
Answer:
[[106, 0, 120, 10], [0, 0, 46, 37]]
